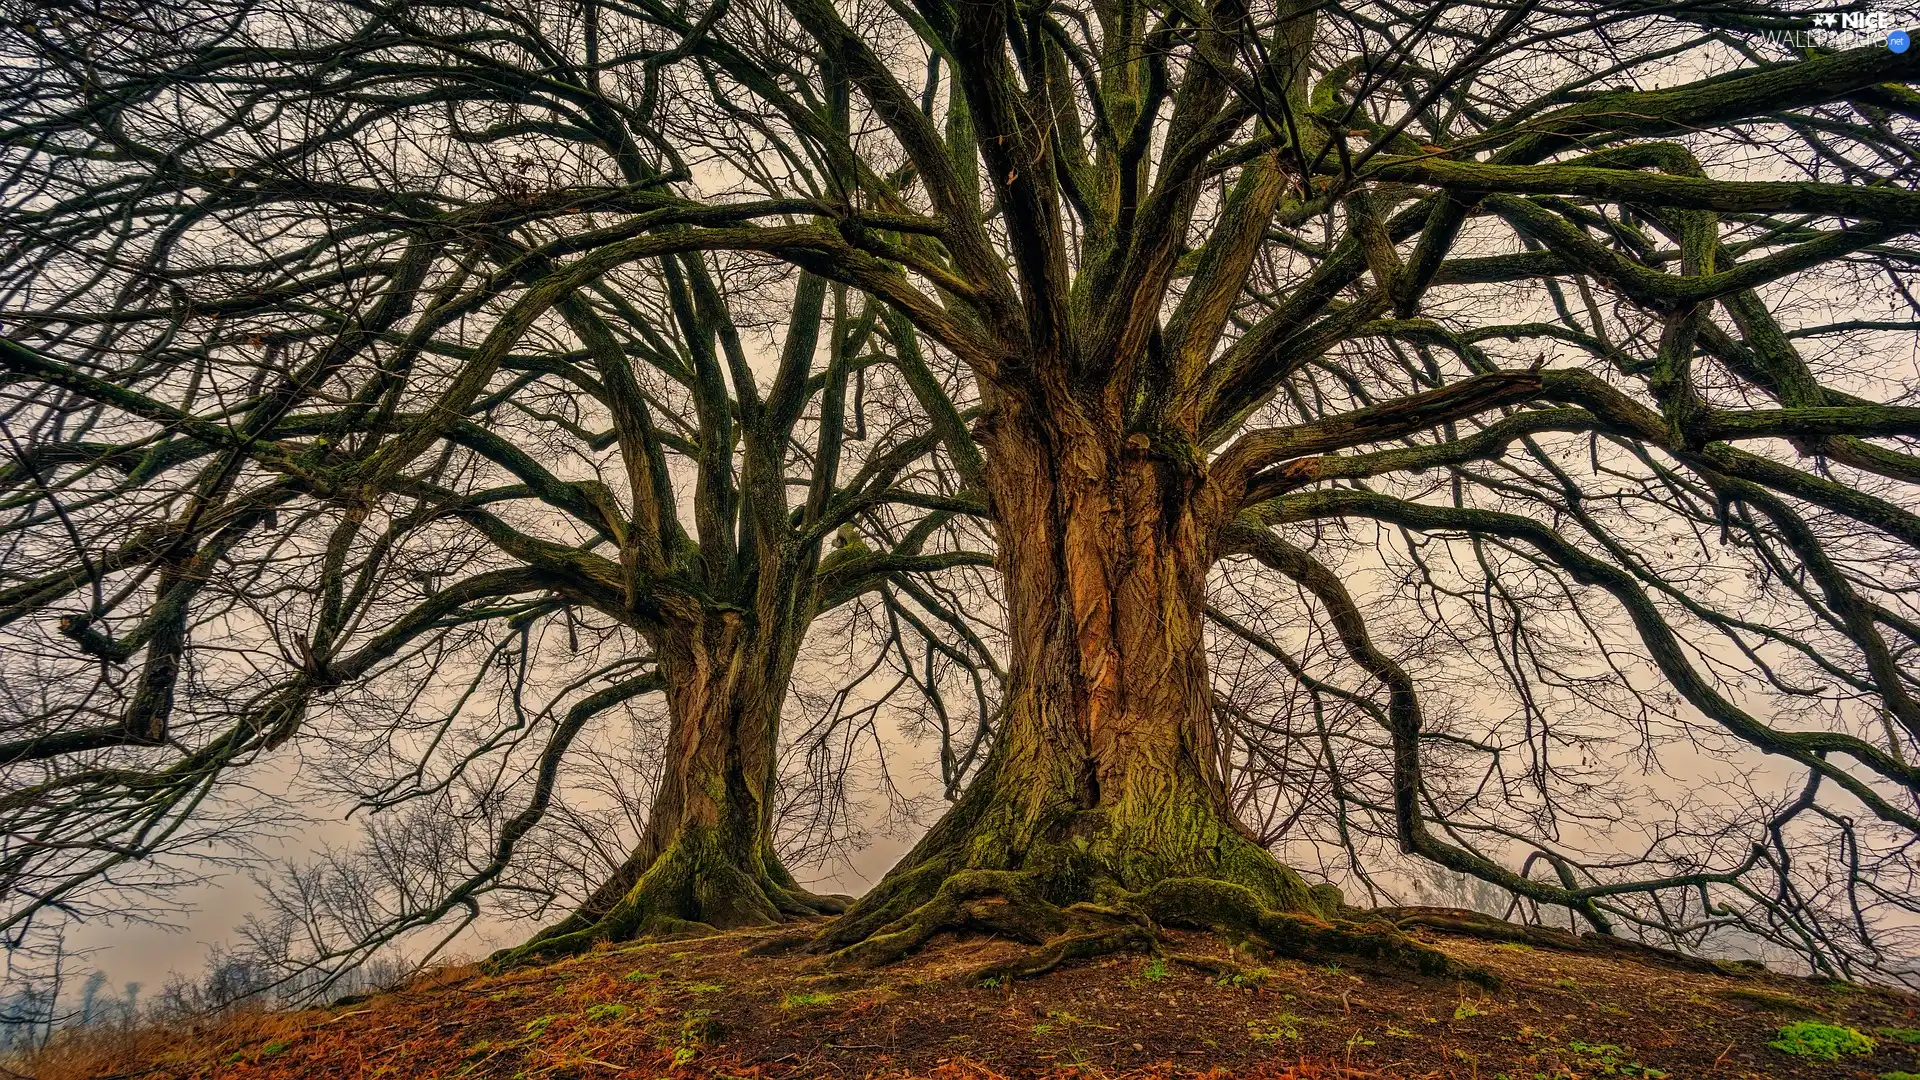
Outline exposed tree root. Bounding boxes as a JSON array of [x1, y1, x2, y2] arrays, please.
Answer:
[[486, 833, 843, 971], [970, 925, 1157, 983], [821, 871, 1497, 990], [1137, 879, 1496, 987], [825, 869, 1069, 969], [740, 929, 823, 957], [1160, 949, 1267, 983]]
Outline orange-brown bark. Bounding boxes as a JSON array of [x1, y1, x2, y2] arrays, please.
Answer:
[[820, 399, 1325, 958]]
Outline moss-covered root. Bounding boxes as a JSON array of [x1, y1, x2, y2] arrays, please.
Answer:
[[486, 841, 839, 972], [766, 859, 854, 916], [968, 925, 1157, 984], [1140, 878, 1501, 989], [828, 871, 1496, 990], [824, 869, 1067, 969]]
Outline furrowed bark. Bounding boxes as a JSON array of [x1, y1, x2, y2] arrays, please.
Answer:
[[819, 397, 1331, 962]]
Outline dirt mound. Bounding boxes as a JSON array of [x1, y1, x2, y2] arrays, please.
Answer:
[[23, 923, 1920, 1079]]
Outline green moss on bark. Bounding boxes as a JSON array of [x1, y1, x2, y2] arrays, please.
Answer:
[[489, 825, 841, 969]]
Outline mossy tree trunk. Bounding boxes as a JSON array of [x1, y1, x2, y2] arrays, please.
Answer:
[[821, 399, 1329, 958], [507, 604, 845, 961]]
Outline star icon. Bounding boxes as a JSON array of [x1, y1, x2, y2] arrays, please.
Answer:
[[1813, 11, 1835, 26]]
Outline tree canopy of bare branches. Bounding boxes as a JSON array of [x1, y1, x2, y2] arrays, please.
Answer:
[[6, 0, 1920, 988]]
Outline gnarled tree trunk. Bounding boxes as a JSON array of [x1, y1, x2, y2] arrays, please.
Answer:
[[820, 402, 1332, 961], [501, 606, 843, 963]]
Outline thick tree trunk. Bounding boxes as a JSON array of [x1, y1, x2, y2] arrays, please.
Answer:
[[501, 607, 843, 963], [821, 403, 1332, 958]]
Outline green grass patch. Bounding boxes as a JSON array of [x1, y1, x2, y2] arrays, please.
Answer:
[[523, 1014, 557, 1037], [584, 1002, 629, 1022], [781, 991, 836, 1009], [1768, 1020, 1876, 1061], [1566, 1040, 1667, 1077], [1877, 1027, 1920, 1045], [1248, 1014, 1302, 1043]]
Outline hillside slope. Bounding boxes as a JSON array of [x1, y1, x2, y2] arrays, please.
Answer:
[[25, 920, 1920, 1079]]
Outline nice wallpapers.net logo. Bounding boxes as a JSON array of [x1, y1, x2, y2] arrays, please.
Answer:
[[1763, 9, 1912, 50]]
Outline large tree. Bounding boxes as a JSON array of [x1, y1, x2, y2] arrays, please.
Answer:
[[0, 0, 994, 969], [523, 0, 1920, 977]]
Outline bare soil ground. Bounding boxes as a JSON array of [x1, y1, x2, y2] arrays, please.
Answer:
[[22, 922, 1920, 1080]]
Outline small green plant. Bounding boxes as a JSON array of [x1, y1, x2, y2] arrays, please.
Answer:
[[1453, 1001, 1484, 1021], [523, 1014, 556, 1037], [585, 1002, 629, 1022], [1878, 1073, 1920, 1080], [260, 1040, 292, 1058], [1768, 1020, 1876, 1061], [671, 1046, 698, 1067], [1032, 1022, 1053, 1036], [1344, 1033, 1377, 1050], [979, 974, 1007, 989], [1249, 1013, 1302, 1043], [1138, 957, 1168, 982], [1216, 966, 1275, 988], [1494, 942, 1534, 952], [1552, 977, 1579, 991], [687, 982, 725, 994], [679, 1011, 724, 1045], [1385, 1025, 1418, 1039], [782, 991, 835, 1009], [622, 969, 659, 983], [1566, 1040, 1667, 1077]]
